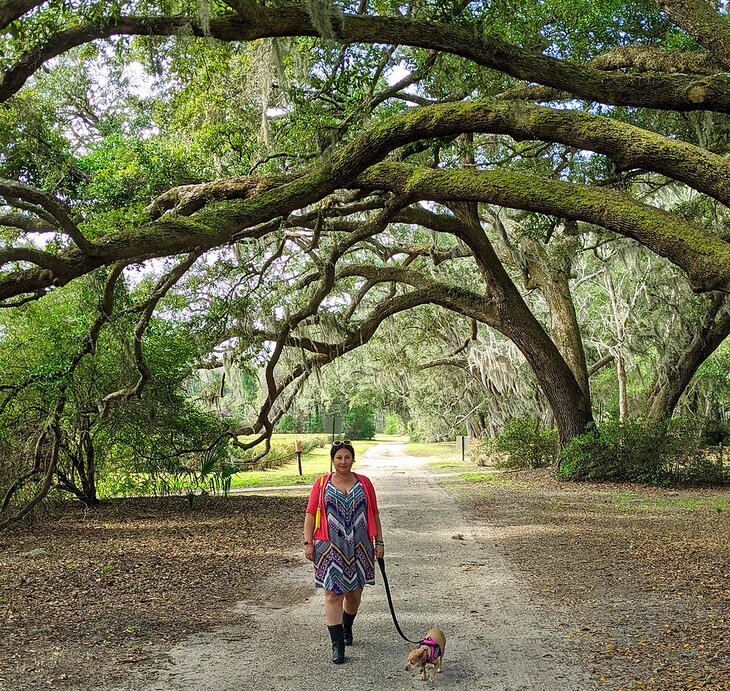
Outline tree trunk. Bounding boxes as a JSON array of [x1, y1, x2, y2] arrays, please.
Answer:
[[516, 332, 593, 448], [604, 269, 629, 421], [617, 354, 628, 422], [82, 416, 98, 505], [452, 209, 593, 448], [516, 235, 590, 399], [74, 415, 99, 506], [57, 416, 100, 506], [647, 295, 730, 421]]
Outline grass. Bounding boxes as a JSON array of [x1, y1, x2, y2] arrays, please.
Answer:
[[402, 439, 505, 480], [229, 439, 380, 489], [229, 434, 506, 489], [587, 489, 730, 515], [460, 471, 514, 486]]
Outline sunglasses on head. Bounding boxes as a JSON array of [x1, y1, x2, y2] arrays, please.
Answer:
[[331, 440, 353, 450]]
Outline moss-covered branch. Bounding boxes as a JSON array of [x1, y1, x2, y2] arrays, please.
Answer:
[[3, 99, 730, 301], [356, 162, 730, 293], [657, 0, 730, 70], [3, 6, 730, 112]]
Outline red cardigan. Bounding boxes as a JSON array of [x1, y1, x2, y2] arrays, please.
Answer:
[[306, 473, 379, 541]]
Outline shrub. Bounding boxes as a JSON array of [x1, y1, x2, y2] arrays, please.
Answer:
[[665, 417, 727, 485], [558, 417, 729, 486], [490, 418, 558, 469], [466, 437, 491, 466], [383, 413, 401, 436], [700, 418, 730, 446], [343, 405, 376, 440], [558, 419, 667, 484]]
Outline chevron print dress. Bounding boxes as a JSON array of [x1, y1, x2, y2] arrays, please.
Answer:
[[313, 479, 375, 593]]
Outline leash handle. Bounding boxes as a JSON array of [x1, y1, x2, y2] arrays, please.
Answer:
[[377, 557, 420, 645]]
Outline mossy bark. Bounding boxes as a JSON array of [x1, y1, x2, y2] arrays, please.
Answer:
[[357, 162, 730, 293], [5, 8, 730, 112], [397, 207, 593, 448]]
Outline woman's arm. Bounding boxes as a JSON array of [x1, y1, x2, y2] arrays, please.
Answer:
[[304, 512, 316, 561], [374, 513, 384, 559]]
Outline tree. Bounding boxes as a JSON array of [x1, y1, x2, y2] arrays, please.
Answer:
[[2, 0, 730, 459], [0, 260, 232, 527]]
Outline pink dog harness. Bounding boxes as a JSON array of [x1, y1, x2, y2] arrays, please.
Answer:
[[420, 637, 441, 663]]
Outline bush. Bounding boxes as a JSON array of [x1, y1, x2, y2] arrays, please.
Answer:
[[489, 418, 558, 469], [466, 437, 491, 466], [343, 405, 376, 440], [383, 413, 401, 436], [701, 418, 730, 446], [558, 417, 729, 486], [665, 417, 727, 485]]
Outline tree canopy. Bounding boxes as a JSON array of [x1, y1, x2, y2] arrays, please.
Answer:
[[2, 0, 730, 520]]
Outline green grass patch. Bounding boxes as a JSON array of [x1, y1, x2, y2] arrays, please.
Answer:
[[589, 490, 729, 515], [460, 471, 514, 486], [426, 459, 479, 472], [229, 439, 378, 488]]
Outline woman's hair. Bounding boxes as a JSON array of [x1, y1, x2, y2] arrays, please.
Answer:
[[330, 440, 355, 460]]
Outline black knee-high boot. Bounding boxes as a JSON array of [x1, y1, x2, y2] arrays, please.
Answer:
[[342, 611, 357, 646], [328, 624, 345, 664]]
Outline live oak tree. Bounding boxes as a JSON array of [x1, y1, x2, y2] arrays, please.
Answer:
[[2, 0, 730, 517]]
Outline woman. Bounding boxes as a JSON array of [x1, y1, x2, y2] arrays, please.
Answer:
[[304, 440, 385, 664]]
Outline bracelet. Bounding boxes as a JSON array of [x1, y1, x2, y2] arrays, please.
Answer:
[[374, 540, 384, 546]]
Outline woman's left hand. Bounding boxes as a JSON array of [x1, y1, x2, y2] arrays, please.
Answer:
[[374, 544, 384, 559]]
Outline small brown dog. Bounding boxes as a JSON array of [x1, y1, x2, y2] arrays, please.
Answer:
[[405, 627, 446, 681]]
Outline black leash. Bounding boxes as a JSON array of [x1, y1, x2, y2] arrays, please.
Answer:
[[377, 557, 421, 644]]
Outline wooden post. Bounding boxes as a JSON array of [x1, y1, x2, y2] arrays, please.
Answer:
[[295, 440, 302, 475]]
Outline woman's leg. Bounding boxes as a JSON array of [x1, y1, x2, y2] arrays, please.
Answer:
[[343, 587, 363, 616], [324, 590, 346, 664], [342, 587, 363, 645], [324, 589, 345, 625]]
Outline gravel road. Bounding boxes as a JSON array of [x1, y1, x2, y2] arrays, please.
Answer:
[[126, 443, 591, 690]]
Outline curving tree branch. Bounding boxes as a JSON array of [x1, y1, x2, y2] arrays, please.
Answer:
[[2, 99, 730, 303], [0, 179, 92, 250], [97, 252, 202, 417], [355, 162, 730, 293], [656, 0, 730, 70], [2, 7, 730, 111], [0, 212, 56, 234], [0, 0, 44, 30]]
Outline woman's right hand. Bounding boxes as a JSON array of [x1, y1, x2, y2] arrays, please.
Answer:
[[304, 544, 315, 561]]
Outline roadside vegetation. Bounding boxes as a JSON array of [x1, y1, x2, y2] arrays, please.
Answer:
[[228, 436, 379, 489]]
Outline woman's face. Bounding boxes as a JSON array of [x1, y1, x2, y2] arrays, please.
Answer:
[[332, 447, 354, 472]]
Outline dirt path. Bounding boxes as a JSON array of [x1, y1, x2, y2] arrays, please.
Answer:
[[123, 443, 590, 690]]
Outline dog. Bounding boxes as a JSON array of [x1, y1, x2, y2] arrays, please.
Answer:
[[405, 627, 446, 681]]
